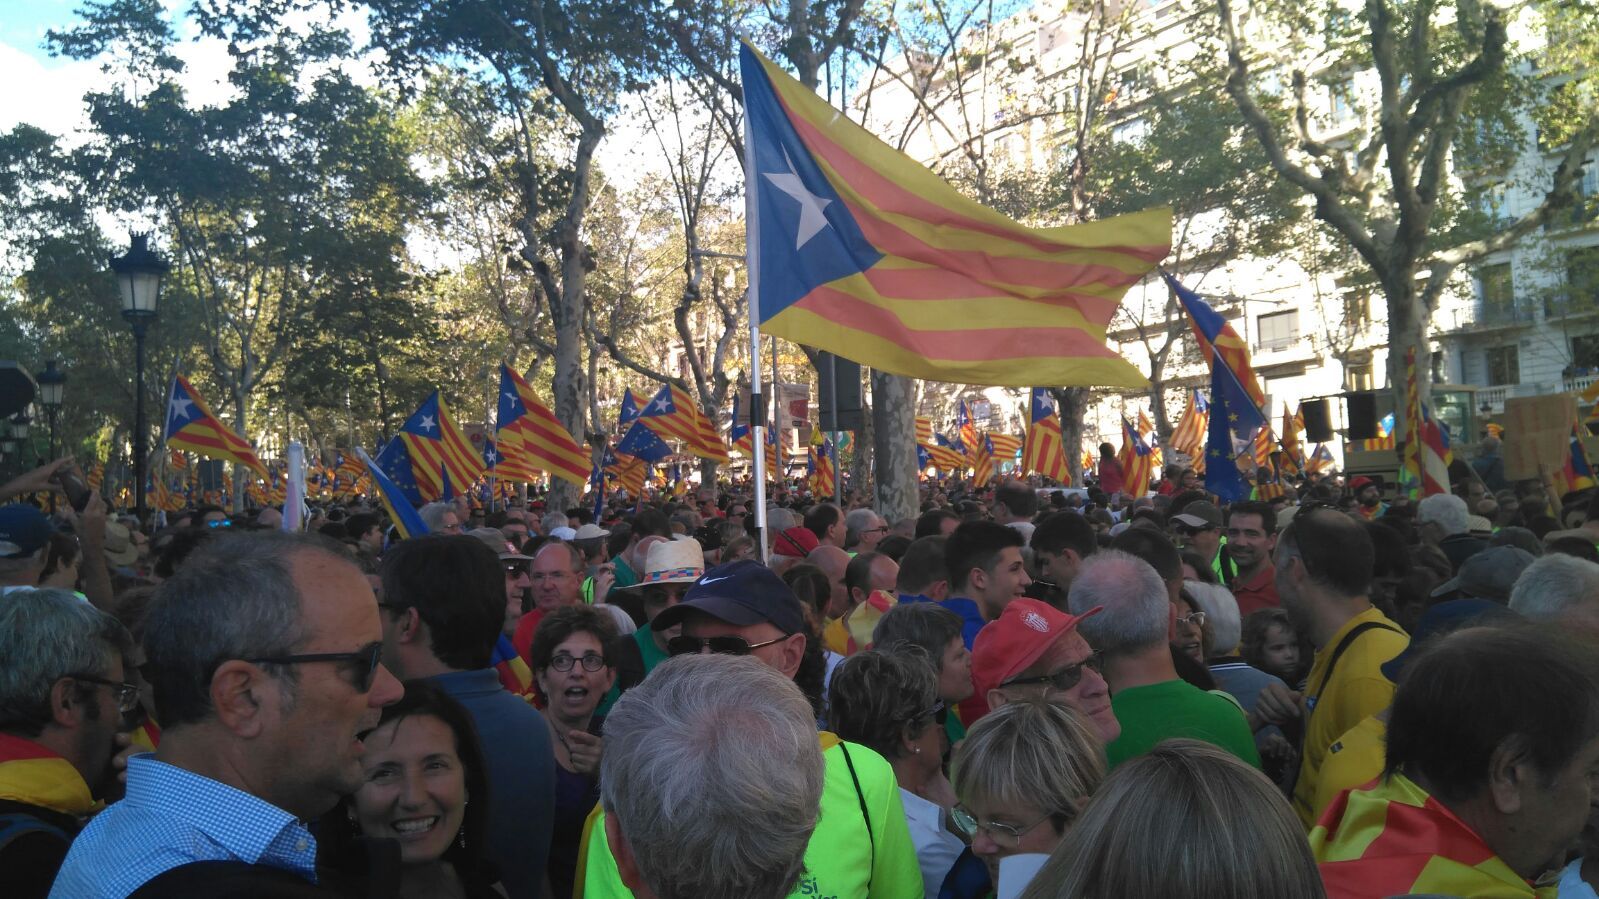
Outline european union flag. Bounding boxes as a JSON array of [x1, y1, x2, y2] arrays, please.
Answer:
[[375, 436, 423, 506], [1204, 364, 1249, 502], [618, 420, 673, 462], [356, 447, 430, 540]]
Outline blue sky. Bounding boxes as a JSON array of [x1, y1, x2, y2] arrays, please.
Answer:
[[1, 0, 79, 63]]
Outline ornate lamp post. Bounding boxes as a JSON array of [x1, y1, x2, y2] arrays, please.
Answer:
[[110, 233, 169, 521], [37, 360, 65, 461]]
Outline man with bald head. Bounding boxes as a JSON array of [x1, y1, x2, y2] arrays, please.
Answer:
[[808, 545, 853, 620], [821, 551, 899, 655]]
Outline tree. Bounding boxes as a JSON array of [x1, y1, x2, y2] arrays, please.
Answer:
[[361, 0, 658, 509], [48, 6, 430, 507], [1214, 0, 1599, 435], [1094, 74, 1308, 438]]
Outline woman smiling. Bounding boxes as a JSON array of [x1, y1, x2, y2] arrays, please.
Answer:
[[324, 679, 502, 899]]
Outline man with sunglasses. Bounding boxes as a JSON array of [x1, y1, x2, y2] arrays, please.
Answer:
[[52, 532, 405, 897], [971, 598, 1120, 743], [578, 560, 924, 899], [0, 589, 135, 898]]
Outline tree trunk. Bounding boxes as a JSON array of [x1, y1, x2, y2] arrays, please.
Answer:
[[1385, 273, 1425, 470], [851, 379, 873, 499], [872, 371, 918, 522], [1054, 387, 1089, 485]]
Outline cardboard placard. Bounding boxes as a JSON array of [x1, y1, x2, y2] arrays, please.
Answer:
[[1502, 394, 1576, 480]]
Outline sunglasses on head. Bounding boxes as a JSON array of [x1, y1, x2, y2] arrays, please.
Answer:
[[1001, 651, 1102, 693], [667, 634, 790, 657], [504, 562, 530, 576]]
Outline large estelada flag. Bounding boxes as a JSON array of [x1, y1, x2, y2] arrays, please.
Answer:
[[740, 43, 1169, 388], [164, 375, 270, 480], [496, 365, 590, 487], [398, 391, 485, 502], [628, 385, 727, 463], [1118, 417, 1156, 496], [1165, 273, 1268, 431], [1022, 388, 1071, 484]]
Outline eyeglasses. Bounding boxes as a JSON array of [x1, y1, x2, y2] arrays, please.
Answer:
[[862, 525, 889, 535], [71, 674, 140, 713], [504, 562, 530, 577], [950, 805, 1058, 849], [667, 634, 790, 657], [1001, 652, 1102, 693], [245, 642, 384, 693], [549, 652, 607, 672], [921, 699, 947, 726], [1176, 611, 1208, 628]]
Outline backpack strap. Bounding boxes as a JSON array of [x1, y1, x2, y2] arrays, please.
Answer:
[[838, 742, 875, 893], [0, 811, 68, 853], [1310, 620, 1403, 717]]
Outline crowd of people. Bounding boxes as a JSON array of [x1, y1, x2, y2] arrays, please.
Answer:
[[1, 453, 1597, 898]]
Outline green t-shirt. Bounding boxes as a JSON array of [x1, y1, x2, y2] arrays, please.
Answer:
[[576, 735, 923, 899], [1105, 678, 1262, 770], [944, 709, 967, 745]]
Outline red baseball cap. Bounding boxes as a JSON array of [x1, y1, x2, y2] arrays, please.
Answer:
[[1349, 476, 1375, 491], [773, 526, 819, 558], [972, 599, 1102, 699]]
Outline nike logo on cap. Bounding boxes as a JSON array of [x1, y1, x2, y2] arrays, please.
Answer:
[[698, 575, 732, 584]]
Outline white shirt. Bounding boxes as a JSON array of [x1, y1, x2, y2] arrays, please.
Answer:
[[898, 787, 964, 899]]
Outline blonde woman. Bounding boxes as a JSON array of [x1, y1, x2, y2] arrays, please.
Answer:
[[1017, 740, 1326, 899], [946, 700, 1106, 896]]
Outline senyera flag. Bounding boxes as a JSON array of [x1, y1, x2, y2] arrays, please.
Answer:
[[740, 43, 1169, 388], [163, 375, 269, 480]]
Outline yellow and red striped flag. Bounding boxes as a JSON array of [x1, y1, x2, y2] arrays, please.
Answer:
[[1250, 425, 1275, 469], [807, 427, 835, 496], [916, 417, 966, 471], [1136, 409, 1164, 471], [1022, 389, 1070, 484], [162, 375, 270, 481], [972, 434, 996, 487], [397, 390, 486, 502], [764, 427, 784, 483], [496, 365, 590, 487], [988, 433, 1023, 461], [741, 44, 1168, 389], [636, 384, 729, 464], [603, 447, 647, 497], [1168, 390, 1209, 459], [1118, 418, 1156, 496]]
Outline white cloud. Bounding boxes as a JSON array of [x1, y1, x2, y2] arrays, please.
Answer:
[[0, 41, 101, 138]]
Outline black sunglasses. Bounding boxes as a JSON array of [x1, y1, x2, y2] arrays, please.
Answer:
[[245, 642, 384, 692], [667, 634, 789, 657], [1001, 651, 1103, 693], [504, 562, 530, 576]]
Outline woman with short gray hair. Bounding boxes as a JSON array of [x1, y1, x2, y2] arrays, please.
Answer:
[[828, 649, 962, 899]]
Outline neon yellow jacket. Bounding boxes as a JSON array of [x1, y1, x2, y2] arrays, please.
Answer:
[[575, 733, 923, 899]]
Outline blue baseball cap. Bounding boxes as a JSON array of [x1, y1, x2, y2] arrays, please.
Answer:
[[1380, 598, 1521, 682], [652, 559, 807, 636], [0, 504, 53, 559]]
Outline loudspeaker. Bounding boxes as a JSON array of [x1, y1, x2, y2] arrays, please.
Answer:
[[816, 352, 863, 432], [1345, 392, 1379, 440], [1301, 398, 1334, 443]]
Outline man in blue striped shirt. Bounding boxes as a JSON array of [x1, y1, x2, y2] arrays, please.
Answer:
[[51, 533, 404, 897]]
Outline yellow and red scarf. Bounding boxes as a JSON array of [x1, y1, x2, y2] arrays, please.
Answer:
[[0, 733, 100, 819], [1312, 772, 1551, 898]]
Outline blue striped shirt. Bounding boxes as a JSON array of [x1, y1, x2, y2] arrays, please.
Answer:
[[49, 754, 318, 898]]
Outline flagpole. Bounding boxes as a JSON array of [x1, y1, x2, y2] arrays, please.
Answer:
[[743, 78, 770, 566]]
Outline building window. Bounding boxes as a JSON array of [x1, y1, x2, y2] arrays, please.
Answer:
[[1566, 246, 1599, 311], [1478, 262, 1516, 321], [1346, 361, 1373, 392], [1572, 334, 1599, 371], [1342, 289, 1370, 328], [1485, 345, 1520, 386], [1328, 78, 1357, 127], [1257, 310, 1299, 351]]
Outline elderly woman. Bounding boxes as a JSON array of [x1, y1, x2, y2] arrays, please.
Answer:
[[529, 605, 618, 899], [947, 700, 1105, 896], [871, 601, 975, 744], [828, 649, 962, 899]]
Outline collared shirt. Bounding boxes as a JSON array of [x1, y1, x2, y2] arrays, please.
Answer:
[[50, 754, 317, 898], [1229, 563, 1281, 617]]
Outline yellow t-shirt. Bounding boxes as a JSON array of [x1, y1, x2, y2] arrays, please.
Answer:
[[576, 733, 924, 899], [1311, 714, 1387, 826], [1292, 607, 1408, 829]]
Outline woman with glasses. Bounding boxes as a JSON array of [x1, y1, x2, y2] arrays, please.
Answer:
[[827, 649, 963, 899], [947, 700, 1105, 897], [527, 605, 618, 899], [321, 679, 503, 899]]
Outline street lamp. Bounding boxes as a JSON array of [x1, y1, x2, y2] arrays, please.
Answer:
[[110, 232, 169, 521], [9, 412, 29, 465], [37, 360, 64, 460]]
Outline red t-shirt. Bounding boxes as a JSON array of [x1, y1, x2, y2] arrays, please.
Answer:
[[1230, 564, 1281, 617]]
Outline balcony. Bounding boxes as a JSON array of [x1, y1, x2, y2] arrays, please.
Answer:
[[1565, 372, 1599, 396], [1476, 383, 1546, 414], [1439, 301, 1535, 332]]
